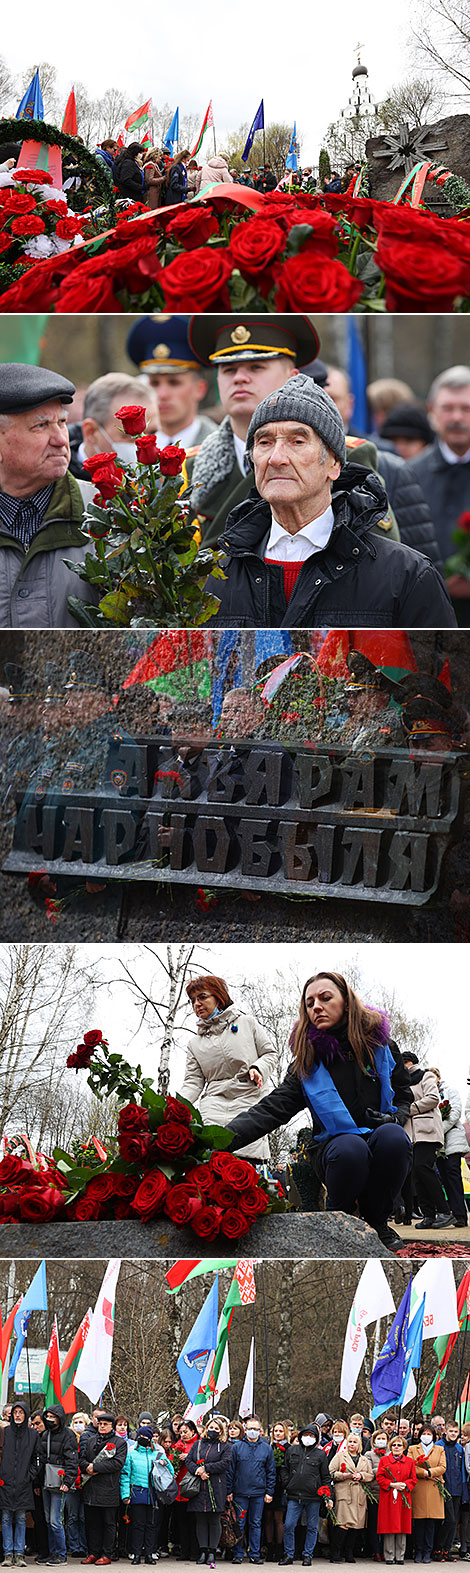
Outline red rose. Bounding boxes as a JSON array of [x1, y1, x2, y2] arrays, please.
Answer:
[[0, 192, 38, 214], [238, 1187, 269, 1219], [83, 453, 119, 477], [72, 1194, 105, 1221], [83, 1028, 104, 1047], [118, 1132, 154, 1164], [131, 1169, 170, 1221], [83, 1174, 117, 1202], [164, 1185, 202, 1225], [219, 1207, 251, 1239], [167, 206, 219, 249], [0, 269, 58, 311], [191, 1203, 223, 1239], [375, 236, 470, 311], [185, 1163, 214, 1193], [159, 445, 185, 476], [0, 1155, 33, 1184], [153, 1121, 194, 1157], [10, 215, 46, 236], [209, 1152, 256, 1190], [209, 1180, 240, 1208], [67, 1042, 96, 1070], [114, 404, 148, 435], [159, 247, 233, 310], [55, 273, 122, 312], [118, 1101, 150, 1133], [19, 1186, 65, 1220], [275, 254, 363, 311], [135, 434, 161, 464], [44, 200, 68, 218], [112, 1175, 138, 1198], [163, 1096, 193, 1126], [55, 216, 84, 239], [458, 511, 470, 533], [90, 462, 125, 501], [0, 1194, 21, 1219], [228, 218, 285, 294], [114, 1200, 135, 1218], [285, 207, 338, 253]]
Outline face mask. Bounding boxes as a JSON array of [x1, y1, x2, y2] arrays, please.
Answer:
[[421, 1437, 433, 1449], [350, 1426, 362, 1434], [303, 1437, 317, 1448], [96, 422, 138, 467], [246, 1430, 260, 1441], [375, 1443, 387, 1452], [206, 1430, 220, 1442], [74, 1422, 86, 1431], [44, 1417, 57, 1430], [333, 1435, 344, 1445]]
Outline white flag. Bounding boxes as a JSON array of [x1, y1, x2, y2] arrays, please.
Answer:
[[410, 1260, 459, 1340], [239, 1337, 255, 1418], [74, 1259, 121, 1403], [340, 1259, 395, 1402]]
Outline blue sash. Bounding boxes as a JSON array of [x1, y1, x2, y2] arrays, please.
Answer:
[[301, 1044, 397, 1142]]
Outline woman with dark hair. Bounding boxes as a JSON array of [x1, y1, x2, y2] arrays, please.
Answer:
[[180, 974, 277, 1159], [113, 143, 146, 201], [185, 1418, 231, 1568], [171, 1421, 199, 1563], [164, 151, 190, 204], [224, 972, 413, 1250]]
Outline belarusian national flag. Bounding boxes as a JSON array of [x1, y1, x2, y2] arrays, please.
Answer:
[[125, 99, 152, 135], [190, 102, 214, 158], [422, 1268, 470, 1414], [60, 1309, 92, 1413], [187, 1264, 256, 1413], [317, 630, 418, 683], [42, 1317, 62, 1408], [165, 1258, 248, 1294], [62, 89, 77, 136], [123, 631, 212, 703]]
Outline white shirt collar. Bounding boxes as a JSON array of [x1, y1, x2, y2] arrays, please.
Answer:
[[232, 430, 249, 476], [438, 439, 470, 465], [264, 503, 334, 561], [156, 417, 201, 450]]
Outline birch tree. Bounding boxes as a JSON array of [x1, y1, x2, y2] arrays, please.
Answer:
[[0, 944, 95, 1139]]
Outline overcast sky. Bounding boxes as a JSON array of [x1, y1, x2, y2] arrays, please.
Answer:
[[86, 942, 469, 1105], [3, 0, 414, 158]]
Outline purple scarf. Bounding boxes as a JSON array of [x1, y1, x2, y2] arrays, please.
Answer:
[[291, 1009, 391, 1068]]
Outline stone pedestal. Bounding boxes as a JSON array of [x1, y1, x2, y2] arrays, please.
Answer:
[[0, 1212, 393, 1259], [366, 114, 470, 204]]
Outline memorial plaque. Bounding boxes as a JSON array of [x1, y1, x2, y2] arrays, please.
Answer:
[[3, 737, 467, 906]]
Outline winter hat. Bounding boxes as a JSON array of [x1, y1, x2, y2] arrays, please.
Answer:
[[246, 374, 347, 467], [136, 1426, 154, 1443], [380, 402, 434, 445], [138, 1411, 154, 1425], [300, 1424, 320, 1444]]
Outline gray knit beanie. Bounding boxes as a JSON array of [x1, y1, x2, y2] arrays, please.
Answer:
[[245, 373, 346, 466]]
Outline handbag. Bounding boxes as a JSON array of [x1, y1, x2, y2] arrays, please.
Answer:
[[180, 1440, 204, 1499], [220, 1501, 241, 1550], [44, 1432, 63, 1492]]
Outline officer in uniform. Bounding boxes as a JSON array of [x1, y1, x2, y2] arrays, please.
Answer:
[[341, 651, 404, 753], [186, 315, 400, 547], [126, 314, 216, 451]]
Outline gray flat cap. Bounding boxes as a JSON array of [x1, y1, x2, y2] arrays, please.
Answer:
[[0, 364, 76, 414], [246, 372, 347, 465]]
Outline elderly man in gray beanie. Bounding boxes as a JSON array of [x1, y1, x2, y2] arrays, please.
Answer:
[[209, 374, 456, 629]]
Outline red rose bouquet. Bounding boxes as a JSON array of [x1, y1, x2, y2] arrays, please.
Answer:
[[66, 405, 224, 628], [2, 1030, 288, 1241], [445, 511, 470, 584]]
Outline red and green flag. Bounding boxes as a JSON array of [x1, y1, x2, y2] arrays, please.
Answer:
[[316, 629, 418, 683], [123, 630, 213, 703], [422, 1269, 470, 1414], [0, 1297, 22, 1391], [185, 1264, 256, 1417], [125, 99, 152, 142], [190, 102, 214, 158], [60, 1309, 92, 1413], [42, 1316, 62, 1408], [165, 1258, 239, 1294], [62, 88, 77, 137]]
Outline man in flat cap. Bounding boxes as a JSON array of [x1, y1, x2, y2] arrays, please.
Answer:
[[0, 365, 99, 627], [209, 374, 456, 629], [126, 314, 216, 451]]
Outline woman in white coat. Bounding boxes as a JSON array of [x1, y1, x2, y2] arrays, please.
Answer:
[[179, 974, 277, 1159]]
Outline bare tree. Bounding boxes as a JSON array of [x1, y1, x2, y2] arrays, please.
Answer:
[[412, 0, 470, 96], [0, 57, 15, 115], [97, 87, 132, 140], [0, 944, 95, 1139], [378, 75, 445, 130], [19, 61, 60, 122], [99, 944, 209, 1094]]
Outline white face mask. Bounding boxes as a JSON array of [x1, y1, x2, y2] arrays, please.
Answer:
[[246, 1429, 260, 1441], [333, 1434, 344, 1445], [303, 1437, 317, 1448], [96, 422, 138, 467], [421, 1437, 433, 1449]]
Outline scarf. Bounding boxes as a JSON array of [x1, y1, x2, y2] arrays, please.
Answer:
[[299, 1013, 395, 1140]]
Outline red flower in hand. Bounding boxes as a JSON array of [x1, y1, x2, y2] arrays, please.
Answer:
[[135, 434, 161, 465], [114, 404, 148, 435], [159, 445, 185, 476]]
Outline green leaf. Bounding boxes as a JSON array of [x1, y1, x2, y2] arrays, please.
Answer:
[[284, 223, 314, 256], [196, 1124, 233, 1150], [141, 1088, 167, 1129], [98, 590, 131, 625], [67, 596, 101, 627]]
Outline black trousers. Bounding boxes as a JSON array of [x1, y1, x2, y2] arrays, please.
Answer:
[[194, 1511, 222, 1551], [437, 1153, 468, 1222], [412, 1142, 449, 1219], [437, 1493, 461, 1553], [171, 1500, 195, 1559], [130, 1503, 159, 1559], [84, 1503, 117, 1559], [330, 1526, 359, 1562]]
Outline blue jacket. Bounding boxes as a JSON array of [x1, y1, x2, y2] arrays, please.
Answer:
[[121, 1443, 160, 1504], [443, 1439, 468, 1501], [227, 1438, 276, 1499]]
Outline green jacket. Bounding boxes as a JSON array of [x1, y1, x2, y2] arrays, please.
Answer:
[[0, 473, 98, 628]]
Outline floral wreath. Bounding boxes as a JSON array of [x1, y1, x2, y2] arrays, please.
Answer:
[[0, 118, 117, 225]]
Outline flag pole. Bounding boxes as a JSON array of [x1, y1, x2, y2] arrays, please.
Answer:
[[213, 119, 217, 157], [25, 1339, 33, 1413], [455, 1318, 469, 1433], [252, 1301, 256, 1413], [260, 1264, 271, 1433]]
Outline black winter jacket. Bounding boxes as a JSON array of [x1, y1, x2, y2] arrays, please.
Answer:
[[227, 1036, 412, 1176], [113, 153, 145, 200], [37, 1404, 78, 1489], [0, 1402, 38, 1512], [404, 441, 470, 561], [185, 1437, 232, 1513], [280, 1440, 331, 1502], [377, 451, 444, 573], [79, 1429, 127, 1507], [211, 466, 456, 628]]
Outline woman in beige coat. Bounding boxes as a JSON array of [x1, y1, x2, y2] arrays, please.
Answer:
[[180, 974, 277, 1159], [408, 1426, 446, 1563], [329, 1434, 374, 1562], [402, 1052, 453, 1230]]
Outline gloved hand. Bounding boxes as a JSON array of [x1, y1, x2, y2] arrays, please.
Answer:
[[365, 1108, 398, 1127]]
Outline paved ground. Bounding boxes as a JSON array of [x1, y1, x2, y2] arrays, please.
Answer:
[[24, 1561, 428, 1571], [396, 1221, 470, 1245]]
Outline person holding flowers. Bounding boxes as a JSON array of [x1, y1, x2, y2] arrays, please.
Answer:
[[376, 1435, 416, 1566], [328, 1432, 374, 1563], [180, 974, 277, 1160], [279, 1423, 334, 1568], [408, 1426, 446, 1564]]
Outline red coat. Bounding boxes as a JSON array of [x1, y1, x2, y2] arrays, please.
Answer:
[[377, 1455, 417, 1535]]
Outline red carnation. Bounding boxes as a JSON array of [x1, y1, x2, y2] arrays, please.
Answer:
[[219, 1207, 252, 1239], [114, 404, 148, 435], [153, 1121, 194, 1157], [118, 1101, 150, 1133], [458, 511, 470, 533], [131, 1169, 170, 1221], [44, 200, 68, 218], [135, 434, 161, 465], [159, 247, 233, 310], [12, 168, 53, 185], [0, 234, 14, 253], [159, 445, 185, 476], [340, 1462, 347, 1473], [55, 216, 84, 240], [163, 1096, 193, 1126], [0, 192, 37, 214], [10, 215, 46, 237]]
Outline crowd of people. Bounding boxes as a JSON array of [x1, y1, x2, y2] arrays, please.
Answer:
[[1, 311, 469, 629], [2, 1402, 470, 1569]]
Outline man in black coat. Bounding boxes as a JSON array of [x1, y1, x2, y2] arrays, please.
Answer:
[[80, 1412, 127, 1565], [209, 374, 456, 629], [37, 1403, 78, 1565], [404, 365, 470, 623], [0, 1400, 37, 1566], [280, 1425, 333, 1567]]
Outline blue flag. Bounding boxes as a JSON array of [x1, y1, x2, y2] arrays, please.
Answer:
[[16, 69, 44, 122], [371, 1276, 412, 1415], [286, 122, 299, 173], [242, 100, 264, 163], [9, 1260, 48, 1379], [397, 1298, 425, 1411], [163, 108, 179, 155], [347, 318, 368, 436], [176, 1277, 219, 1402]]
